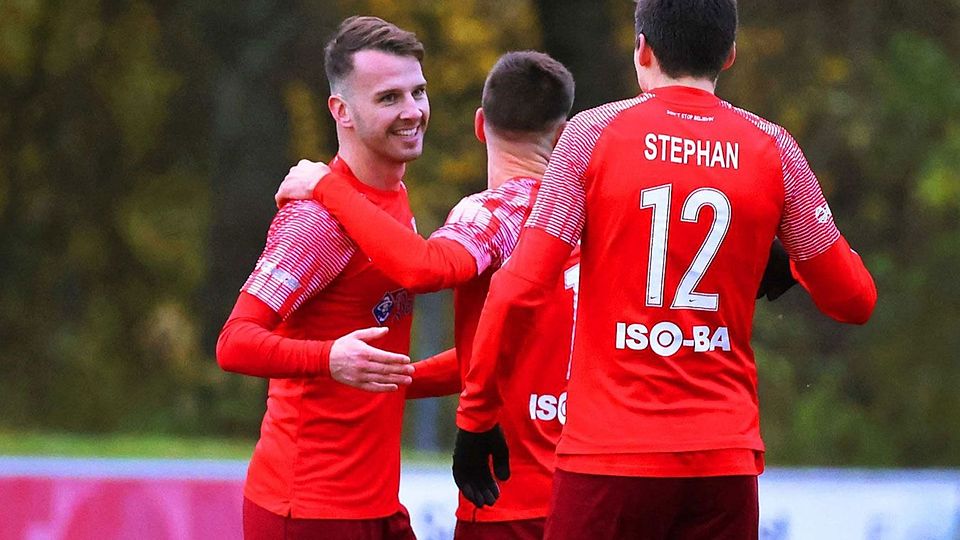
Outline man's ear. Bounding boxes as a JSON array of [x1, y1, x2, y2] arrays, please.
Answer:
[[721, 43, 737, 71], [474, 108, 486, 143], [635, 34, 654, 69], [328, 94, 352, 127]]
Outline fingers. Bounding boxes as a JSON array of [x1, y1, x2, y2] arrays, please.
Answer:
[[358, 381, 401, 393], [355, 357, 413, 386], [492, 446, 511, 481], [359, 371, 413, 386], [459, 467, 498, 508], [349, 326, 390, 342], [362, 348, 412, 366], [476, 467, 499, 507]]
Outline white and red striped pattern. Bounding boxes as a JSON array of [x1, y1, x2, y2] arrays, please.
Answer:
[[724, 104, 841, 260], [431, 177, 538, 274], [242, 200, 355, 319], [526, 97, 654, 246]]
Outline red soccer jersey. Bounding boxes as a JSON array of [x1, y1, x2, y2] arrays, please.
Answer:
[[458, 86, 876, 478], [312, 176, 572, 520], [456, 249, 581, 522], [237, 157, 415, 519], [438, 184, 578, 522]]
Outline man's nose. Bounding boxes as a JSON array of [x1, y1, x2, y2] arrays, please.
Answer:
[[398, 94, 424, 121]]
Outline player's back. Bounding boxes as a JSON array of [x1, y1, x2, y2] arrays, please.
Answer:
[[561, 86, 815, 460]]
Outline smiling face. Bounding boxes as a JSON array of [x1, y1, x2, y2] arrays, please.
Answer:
[[333, 50, 429, 166]]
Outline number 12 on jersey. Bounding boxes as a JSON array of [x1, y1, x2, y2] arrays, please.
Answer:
[[639, 184, 731, 311]]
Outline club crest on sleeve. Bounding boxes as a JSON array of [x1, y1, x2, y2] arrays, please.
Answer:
[[372, 288, 413, 325], [815, 203, 833, 224]]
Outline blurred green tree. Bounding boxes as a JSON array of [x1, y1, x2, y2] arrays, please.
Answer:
[[0, 0, 957, 467]]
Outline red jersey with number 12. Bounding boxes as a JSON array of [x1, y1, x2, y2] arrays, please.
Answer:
[[515, 86, 841, 475]]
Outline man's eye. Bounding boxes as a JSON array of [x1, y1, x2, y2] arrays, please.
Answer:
[[413, 88, 426, 98], [380, 94, 397, 103]]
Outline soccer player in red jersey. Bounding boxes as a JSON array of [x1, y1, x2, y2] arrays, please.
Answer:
[[276, 51, 577, 540], [452, 1, 879, 539], [277, 48, 798, 539], [215, 16, 428, 540]]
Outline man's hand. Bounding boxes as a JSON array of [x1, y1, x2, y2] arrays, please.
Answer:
[[275, 159, 331, 208], [757, 238, 798, 301], [329, 327, 414, 392], [452, 425, 510, 508]]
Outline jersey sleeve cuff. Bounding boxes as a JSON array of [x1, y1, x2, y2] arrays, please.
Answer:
[[314, 339, 334, 378], [455, 409, 498, 433]]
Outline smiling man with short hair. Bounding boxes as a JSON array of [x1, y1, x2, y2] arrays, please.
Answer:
[[216, 16, 429, 539]]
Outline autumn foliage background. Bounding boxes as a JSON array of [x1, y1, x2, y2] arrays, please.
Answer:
[[1, 0, 958, 466]]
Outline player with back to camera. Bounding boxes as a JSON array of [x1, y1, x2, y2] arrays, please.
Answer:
[[451, 1, 878, 539]]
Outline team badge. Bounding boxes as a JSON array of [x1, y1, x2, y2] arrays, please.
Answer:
[[372, 289, 413, 325], [815, 203, 833, 224]]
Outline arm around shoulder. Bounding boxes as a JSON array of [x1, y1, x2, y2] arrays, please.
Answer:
[[314, 175, 477, 292]]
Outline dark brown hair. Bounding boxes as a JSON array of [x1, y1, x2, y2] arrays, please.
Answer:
[[482, 51, 575, 136], [634, 0, 737, 79], [324, 16, 424, 91]]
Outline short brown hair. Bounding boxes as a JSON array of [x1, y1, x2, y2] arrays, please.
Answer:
[[482, 51, 575, 137], [324, 16, 425, 92]]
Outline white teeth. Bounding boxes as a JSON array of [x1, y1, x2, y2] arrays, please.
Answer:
[[394, 128, 417, 136]]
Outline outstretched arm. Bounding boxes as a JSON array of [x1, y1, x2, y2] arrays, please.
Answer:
[[217, 292, 414, 391], [406, 348, 461, 399]]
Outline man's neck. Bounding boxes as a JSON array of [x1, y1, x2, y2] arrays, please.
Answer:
[[485, 136, 552, 190], [642, 73, 717, 95], [337, 141, 405, 191]]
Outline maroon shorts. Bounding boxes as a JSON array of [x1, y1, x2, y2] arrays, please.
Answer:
[[454, 518, 546, 540], [243, 497, 417, 540], [543, 470, 758, 540]]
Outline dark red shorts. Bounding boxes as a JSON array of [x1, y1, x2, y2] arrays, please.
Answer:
[[543, 470, 758, 540], [454, 518, 546, 540], [243, 497, 417, 540]]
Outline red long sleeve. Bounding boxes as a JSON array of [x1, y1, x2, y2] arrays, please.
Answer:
[[313, 174, 477, 293], [406, 348, 461, 399], [216, 292, 334, 378], [456, 229, 573, 432], [791, 235, 877, 324]]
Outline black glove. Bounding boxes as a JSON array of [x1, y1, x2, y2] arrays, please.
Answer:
[[452, 425, 510, 508], [757, 238, 797, 301]]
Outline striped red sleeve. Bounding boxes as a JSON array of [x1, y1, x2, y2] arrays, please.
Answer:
[[406, 348, 461, 399], [431, 177, 537, 274], [216, 292, 334, 378], [525, 98, 647, 245], [241, 200, 355, 319], [728, 105, 875, 323], [312, 174, 476, 293], [726, 105, 841, 260]]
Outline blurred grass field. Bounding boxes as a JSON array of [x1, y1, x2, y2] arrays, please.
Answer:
[[0, 430, 447, 465]]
